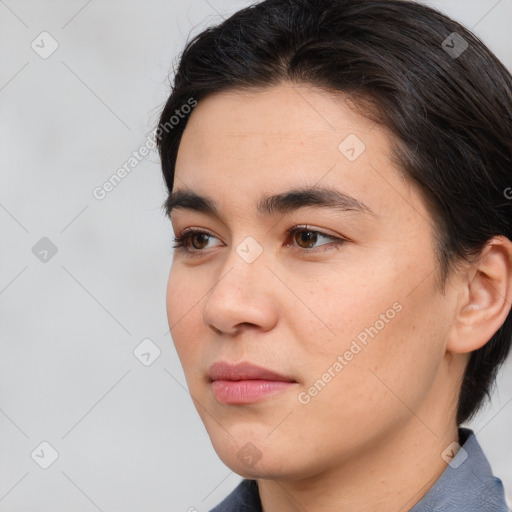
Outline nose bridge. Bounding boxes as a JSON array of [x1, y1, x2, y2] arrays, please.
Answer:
[[210, 235, 267, 303], [203, 235, 276, 333]]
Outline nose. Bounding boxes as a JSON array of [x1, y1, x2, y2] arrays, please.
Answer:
[[202, 248, 279, 336]]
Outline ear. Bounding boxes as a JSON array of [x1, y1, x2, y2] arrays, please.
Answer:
[[447, 236, 512, 354]]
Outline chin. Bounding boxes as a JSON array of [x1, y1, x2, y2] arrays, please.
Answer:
[[209, 432, 316, 482]]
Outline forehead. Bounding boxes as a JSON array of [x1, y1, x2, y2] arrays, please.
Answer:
[[177, 83, 379, 163], [173, 83, 425, 227], [177, 84, 386, 177]]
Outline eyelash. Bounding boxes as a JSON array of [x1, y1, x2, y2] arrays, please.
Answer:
[[171, 225, 348, 256]]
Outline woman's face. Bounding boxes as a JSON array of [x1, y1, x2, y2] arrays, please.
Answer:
[[166, 83, 461, 479]]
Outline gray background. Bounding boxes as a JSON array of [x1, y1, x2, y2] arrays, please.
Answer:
[[0, 1, 511, 510]]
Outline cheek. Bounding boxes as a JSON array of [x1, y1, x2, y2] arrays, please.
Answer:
[[293, 264, 398, 360], [166, 266, 186, 329], [290, 304, 442, 458], [166, 266, 206, 369], [166, 263, 209, 324], [295, 262, 446, 418]]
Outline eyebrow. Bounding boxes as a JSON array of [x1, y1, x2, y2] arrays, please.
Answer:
[[164, 186, 376, 219]]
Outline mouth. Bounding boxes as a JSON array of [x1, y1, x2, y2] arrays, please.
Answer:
[[208, 360, 298, 404]]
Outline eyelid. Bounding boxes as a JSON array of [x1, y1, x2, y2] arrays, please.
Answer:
[[285, 225, 343, 244], [172, 225, 348, 255], [172, 227, 222, 250]]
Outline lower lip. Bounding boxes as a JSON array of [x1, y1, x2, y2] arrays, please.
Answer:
[[211, 379, 296, 404]]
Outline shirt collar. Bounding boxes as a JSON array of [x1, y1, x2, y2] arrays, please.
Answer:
[[410, 427, 508, 511]]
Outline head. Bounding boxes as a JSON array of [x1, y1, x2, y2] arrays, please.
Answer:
[[157, 0, 512, 479]]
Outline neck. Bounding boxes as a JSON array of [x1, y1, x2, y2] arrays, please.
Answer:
[[257, 404, 459, 512]]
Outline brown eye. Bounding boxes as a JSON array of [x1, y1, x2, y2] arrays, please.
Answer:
[[190, 233, 210, 250], [172, 229, 222, 254], [286, 226, 346, 252], [293, 229, 318, 249]]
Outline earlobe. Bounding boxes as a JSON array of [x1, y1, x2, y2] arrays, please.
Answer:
[[448, 236, 512, 354]]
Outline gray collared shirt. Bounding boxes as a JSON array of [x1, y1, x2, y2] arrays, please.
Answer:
[[209, 428, 509, 511]]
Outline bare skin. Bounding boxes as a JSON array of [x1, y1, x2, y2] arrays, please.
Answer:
[[166, 82, 512, 512]]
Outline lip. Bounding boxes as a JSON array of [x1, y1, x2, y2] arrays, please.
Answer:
[[208, 361, 297, 404], [208, 361, 295, 382]]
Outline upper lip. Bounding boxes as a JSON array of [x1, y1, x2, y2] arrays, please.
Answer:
[[208, 361, 296, 382]]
